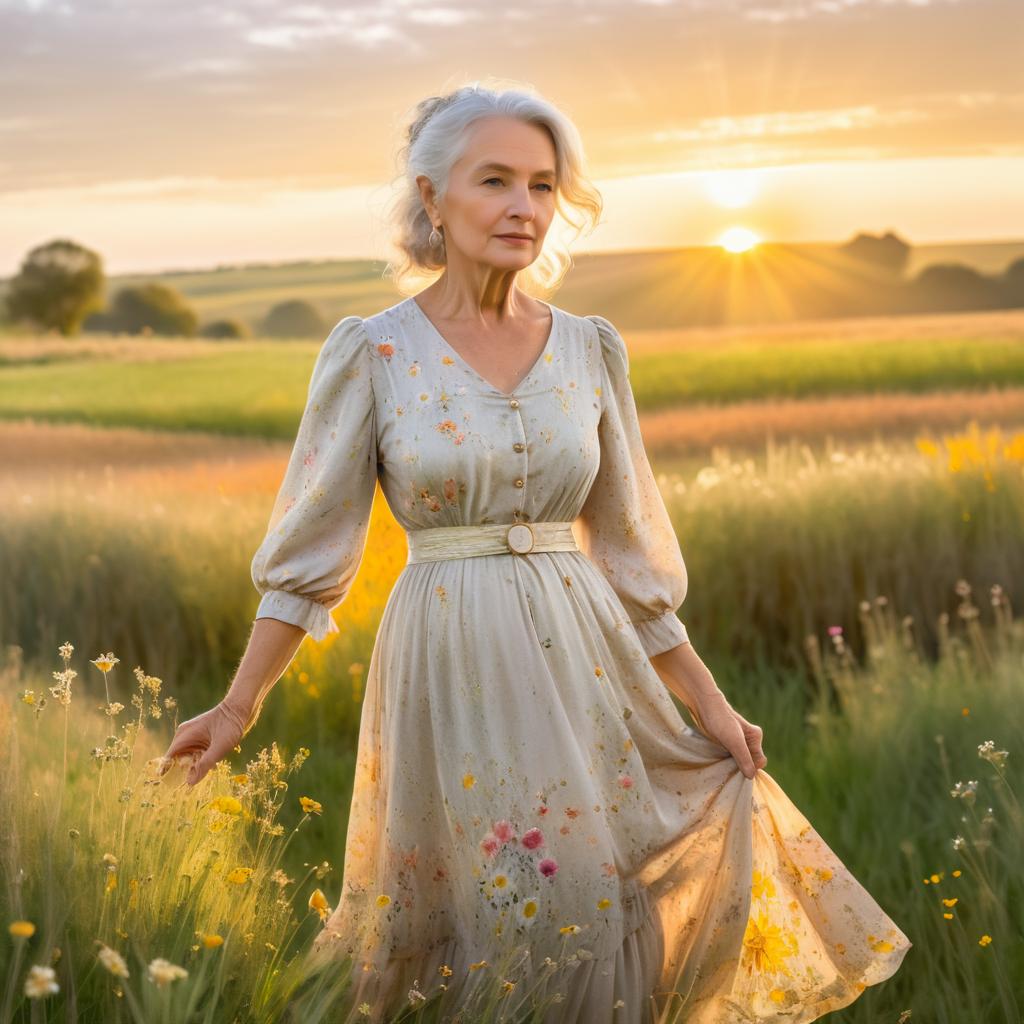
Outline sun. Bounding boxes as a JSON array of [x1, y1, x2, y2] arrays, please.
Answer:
[[718, 226, 761, 253]]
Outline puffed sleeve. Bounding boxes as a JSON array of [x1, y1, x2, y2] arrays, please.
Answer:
[[576, 314, 690, 658], [250, 315, 377, 642]]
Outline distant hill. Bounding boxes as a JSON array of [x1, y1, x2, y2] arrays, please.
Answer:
[[4, 235, 1023, 335]]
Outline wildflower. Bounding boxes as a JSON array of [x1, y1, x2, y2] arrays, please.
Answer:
[[59, 641, 74, 659], [502, 979, 516, 993], [97, 944, 130, 977], [200, 934, 223, 948], [977, 741, 1009, 767], [24, 965, 59, 998], [309, 889, 331, 921], [950, 780, 978, 804], [8, 920, 35, 938], [521, 827, 544, 850], [979, 934, 992, 946], [299, 796, 323, 815], [358, 1004, 372, 1016], [207, 795, 242, 815], [468, 960, 488, 971], [225, 867, 253, 885], [409, 985, 427, 1005], [952, 870, 962, 878], [952, 836, 966, 851], [146, 958, 188, 988], [614, 999, 626, 1009], [942, 898, 958, 908], [91, 653, 120, 674], [438, 964, 453, 977], [597, 898, 612, 910]]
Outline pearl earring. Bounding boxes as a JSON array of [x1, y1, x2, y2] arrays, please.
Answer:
[[429, 224, 445, 249]]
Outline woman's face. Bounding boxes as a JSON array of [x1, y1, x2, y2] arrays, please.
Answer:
[[419, 115, 558, 272]]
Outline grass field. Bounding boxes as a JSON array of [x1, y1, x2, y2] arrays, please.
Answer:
[[1, 307, 1022, 1021]]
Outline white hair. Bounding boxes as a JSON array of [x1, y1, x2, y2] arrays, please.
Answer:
[[381, 77, 603, 298]]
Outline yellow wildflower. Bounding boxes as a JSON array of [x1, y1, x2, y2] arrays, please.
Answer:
[[8, 920, 35, 938]]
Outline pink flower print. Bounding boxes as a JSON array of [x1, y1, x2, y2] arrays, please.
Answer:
[[538, 858, 558, 878], [618, 774, 634, 789], [443, 477, 461, 506], [492, 819, 517, 844], [480, 834, 500, 858], [537, 805, 549, 817], [303, 448, 316, 468], [377, 342, 395, 361], [521, 827, 544, 850], [282, 496, 297, 515]]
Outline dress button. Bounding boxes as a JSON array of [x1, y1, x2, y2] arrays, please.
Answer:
[[514, 478, 524, 488], [513, 442, 525, 452], [508, 398, 520, 409]]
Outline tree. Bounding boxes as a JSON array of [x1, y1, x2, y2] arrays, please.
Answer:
[[838, 230, 911, 277], [107, 283, 199, 337], [261, 300, 326, 340], [200, 318, 250, 339], [4, 239, 105, 336]]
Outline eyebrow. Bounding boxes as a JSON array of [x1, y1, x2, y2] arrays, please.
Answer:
[[475, 161, 556, 179]]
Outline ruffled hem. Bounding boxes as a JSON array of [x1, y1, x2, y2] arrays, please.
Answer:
[[305, 886, 667, 1024], [254, 589, 340, 641]]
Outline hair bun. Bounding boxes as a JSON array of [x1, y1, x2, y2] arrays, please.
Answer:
[[407, 91, 461, 145]]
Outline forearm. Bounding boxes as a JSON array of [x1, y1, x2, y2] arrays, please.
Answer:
[[221, 616, 307, 734], [648, 640, 724, 713]]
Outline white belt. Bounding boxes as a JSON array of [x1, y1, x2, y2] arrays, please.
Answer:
[[405, 521, 580, 564]]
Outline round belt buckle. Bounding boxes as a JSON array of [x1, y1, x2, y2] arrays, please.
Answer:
[[506, 523, 535, 554]]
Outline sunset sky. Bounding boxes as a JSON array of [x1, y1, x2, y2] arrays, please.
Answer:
[[1, 0, 1022, 276]]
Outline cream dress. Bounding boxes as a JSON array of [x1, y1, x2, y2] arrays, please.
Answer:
[[250, 297, 911, 1023]]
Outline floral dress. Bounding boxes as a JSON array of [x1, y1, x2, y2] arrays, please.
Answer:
[[250, 296, 911, 1024]]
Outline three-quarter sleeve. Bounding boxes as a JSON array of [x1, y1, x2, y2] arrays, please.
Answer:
[[250, 315, 377, 642], [576, 314, 690, 658]]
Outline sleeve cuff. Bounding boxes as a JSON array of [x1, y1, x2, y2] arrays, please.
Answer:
[[632, 611, 689, 658], [255, 590, 341, 642]]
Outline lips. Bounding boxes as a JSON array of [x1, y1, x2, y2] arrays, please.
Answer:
[[498, 234, 532, 240]]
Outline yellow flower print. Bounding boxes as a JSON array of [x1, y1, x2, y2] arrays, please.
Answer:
[[377, 342, 395, 360], [752, 869, 777, 902], [442, 355, 455, 365], [868, 935, 895, 953], [817, 868, 833, 882], [376, 894, 391, 908], [463, 773, 476, 789], [741, 912, 799, 975]]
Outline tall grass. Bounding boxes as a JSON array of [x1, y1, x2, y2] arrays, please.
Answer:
[[1, 577, 1020, 1022], [2, 424, 1019, 697]]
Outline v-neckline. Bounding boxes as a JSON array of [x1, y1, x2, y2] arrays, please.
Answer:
[[406, 295, 559, 399]]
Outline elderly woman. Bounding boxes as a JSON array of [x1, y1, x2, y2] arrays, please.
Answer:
[[161, 81, 910, 1023]]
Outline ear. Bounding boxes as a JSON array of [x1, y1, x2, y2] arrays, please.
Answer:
[[415, 174, 439, 223]]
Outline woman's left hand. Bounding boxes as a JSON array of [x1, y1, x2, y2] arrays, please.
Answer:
[[688, 691, 768, 779]]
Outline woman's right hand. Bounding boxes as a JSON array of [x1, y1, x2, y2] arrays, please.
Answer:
[[158, 702, 248, 787]]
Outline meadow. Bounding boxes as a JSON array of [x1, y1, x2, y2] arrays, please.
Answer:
[[1, 308, 1022, 1022]]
